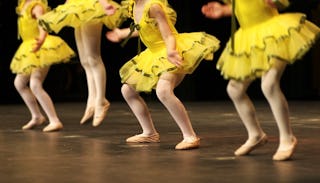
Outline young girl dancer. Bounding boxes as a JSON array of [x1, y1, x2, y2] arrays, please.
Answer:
[[106, 0, 220, 150], [202, 0, 320, 160], [11, 0, 75, 132], [39, 0, 125, 127]]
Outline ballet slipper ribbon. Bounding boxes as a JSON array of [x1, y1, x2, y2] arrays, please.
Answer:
[[272, 0, 290, 11], [231, 0, 236, 53], [120, 22, 141, 54], [17, 17, 21, 40], [16, 0, 25, 40]]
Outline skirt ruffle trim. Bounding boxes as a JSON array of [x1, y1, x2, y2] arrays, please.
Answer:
[[10, 36, 75, 75], [39, 0, 126, 33], [120, 32, 220, 92], [217, 13, 320, 81]]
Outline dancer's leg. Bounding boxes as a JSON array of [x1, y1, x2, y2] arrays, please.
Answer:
[[261, 60, 297, 160], [75, 27, 96, 123], [29, 67, 63, 132], [81, 23, 110, 126], [227, 79, 267, 155], [14, 74, 46, 129], [121, 84, 157, 136], [156, 73, 196, 138], [156, 73, 200, 150]]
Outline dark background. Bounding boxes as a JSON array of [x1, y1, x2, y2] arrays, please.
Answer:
[[0, 0, 319, 104]]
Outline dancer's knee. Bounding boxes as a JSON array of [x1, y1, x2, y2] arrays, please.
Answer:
[[156, 85, 172, 103], [87, 55, 103, 67], [261, 79, 279, 98], [29, 80, 43, 95], [14, 77, 27, 92], [227, 81, 245, 100], [121, 84, 137, 99]]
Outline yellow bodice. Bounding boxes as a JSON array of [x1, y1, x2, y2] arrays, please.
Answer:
[[133, 0, 177, 51], [18, 13, 39, 41], [235, 0, 279, 28], [17, 1, 46, 40]]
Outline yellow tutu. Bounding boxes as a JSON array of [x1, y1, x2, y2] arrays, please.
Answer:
[[120, 0, 220, 92], [11, 35, 75, 75], [39, 0, 126, 33], [217, 7, 320, 81], [11, 0, 75, 75]]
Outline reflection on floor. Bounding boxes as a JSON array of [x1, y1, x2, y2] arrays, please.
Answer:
[[0, 101, 319, 183]]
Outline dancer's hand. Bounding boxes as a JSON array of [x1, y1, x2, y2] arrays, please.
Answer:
[[99, 0, 116, 15], [32, 36, 45, 52], [167, 50, 183, 68], [201, 1, 232, 19], [106, 28, 123, 43], [265, 0, 277, 8], [106, 28, 137, 42]]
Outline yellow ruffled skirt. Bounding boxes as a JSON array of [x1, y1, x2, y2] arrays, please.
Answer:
[[217, 13, 320, 80], [39, 0, 126, 33], [120, 32, 220, 92], [10, 35, 75, 75]]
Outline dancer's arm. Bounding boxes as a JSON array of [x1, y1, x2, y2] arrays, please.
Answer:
[[106, 27, 139, 43], [150, 4, 182, 67], [32, 4, 47, 52]]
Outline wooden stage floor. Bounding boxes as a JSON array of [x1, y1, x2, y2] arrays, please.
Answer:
[[0, 101, 319, 183]]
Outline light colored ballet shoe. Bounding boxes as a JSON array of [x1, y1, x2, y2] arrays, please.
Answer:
[[126, 133, 160, 143], [92, 102, 110, 127], [80, 107, 94, 124], [22, 117, 46, 130], [175, 136, 200, 150], [234, 134, 268, 156], [273, 137, 298, 161], [42, 122, 63, 132]]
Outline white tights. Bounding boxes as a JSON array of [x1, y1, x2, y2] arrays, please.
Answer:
[[121, 73, 197, 140], [75, 23, 109, 116], [14, 67, 61, 125], [227, 60, 296, 151]]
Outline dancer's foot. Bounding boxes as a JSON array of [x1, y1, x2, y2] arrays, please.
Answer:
[[42, 122, 63, 132], [273, 136, 297, 161], [175, 136, 200, 150], [234, 134, 268, 156], [126, 133, 160, 143], [22, 116, 46, 130], [80, 107, 94, 124], [92, 101, 110, 127]]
